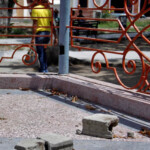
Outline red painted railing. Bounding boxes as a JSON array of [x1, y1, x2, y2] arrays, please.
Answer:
[[0, 0, 54, 65], [0, 0, 150, 94], [70, 0, 150, 94]]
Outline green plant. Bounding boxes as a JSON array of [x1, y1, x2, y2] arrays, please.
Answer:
[[98, 21, 118, 29], [98, 18, 150, 32], [101, 10, 111, 19]]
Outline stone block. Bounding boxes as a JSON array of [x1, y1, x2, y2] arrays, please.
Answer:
[[37, 133, 73, 150], [82, 114, 119, 139], [14, 139, 45, 150]]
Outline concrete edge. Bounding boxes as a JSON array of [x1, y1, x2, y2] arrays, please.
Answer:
[[0, 73, 150, 121], [0, 73, 53, 89]]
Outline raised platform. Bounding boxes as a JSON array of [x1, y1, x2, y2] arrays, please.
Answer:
[[0, 73, 150, 121]]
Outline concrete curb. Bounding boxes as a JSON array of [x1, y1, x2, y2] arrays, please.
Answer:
[[0, 73, 150, 121]]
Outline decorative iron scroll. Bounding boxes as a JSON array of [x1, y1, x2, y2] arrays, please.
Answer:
[[0, 0, 53, 66], [0, 0, 150, 94], [70, 0, 150, 94]]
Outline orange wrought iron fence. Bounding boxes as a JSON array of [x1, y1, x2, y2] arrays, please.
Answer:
[[0, 0, 150, 94], [0, 0, 54, 66], [70, 0, 150, 94]]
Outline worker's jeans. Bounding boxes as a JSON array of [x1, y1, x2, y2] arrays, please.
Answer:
[[35, 31, 50, 72]]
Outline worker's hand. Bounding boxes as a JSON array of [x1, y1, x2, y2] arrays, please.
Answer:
[[54, 38, 58, 46]]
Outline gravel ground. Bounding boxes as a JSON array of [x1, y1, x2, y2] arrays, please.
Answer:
[[0, 89, 150, 142]]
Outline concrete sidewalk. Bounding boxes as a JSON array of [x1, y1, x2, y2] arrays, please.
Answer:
[[69, 50, 150, 63], [0, 42, 149, 72], [74, 140, 150, 150], [0, 138, 150, 150], [0, 35, 149, 72]]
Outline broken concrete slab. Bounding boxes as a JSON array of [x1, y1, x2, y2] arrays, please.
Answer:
[[82, 114, 119, 139], [37, 133, 73, 150], [14, 139, 45, 150]]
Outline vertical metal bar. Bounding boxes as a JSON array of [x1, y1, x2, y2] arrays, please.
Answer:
[[58, 0, 70, 74]]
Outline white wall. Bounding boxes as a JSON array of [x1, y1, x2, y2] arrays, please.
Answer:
[[72, 0, 78, 7], [89, 0, 95, 8], [53, 0, 60, 4], [24, 0, 30, 17]]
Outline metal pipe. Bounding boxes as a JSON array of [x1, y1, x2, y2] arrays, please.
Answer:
[[58, 0, 70, 74]]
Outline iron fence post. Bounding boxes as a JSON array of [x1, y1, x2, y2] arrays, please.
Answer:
[[58, 0, 70, 74]]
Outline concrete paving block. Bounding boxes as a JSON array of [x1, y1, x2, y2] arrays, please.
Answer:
[[14, 139, 45, 150], [37, 133, 73, 150], [82, 114, 119, 139]]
